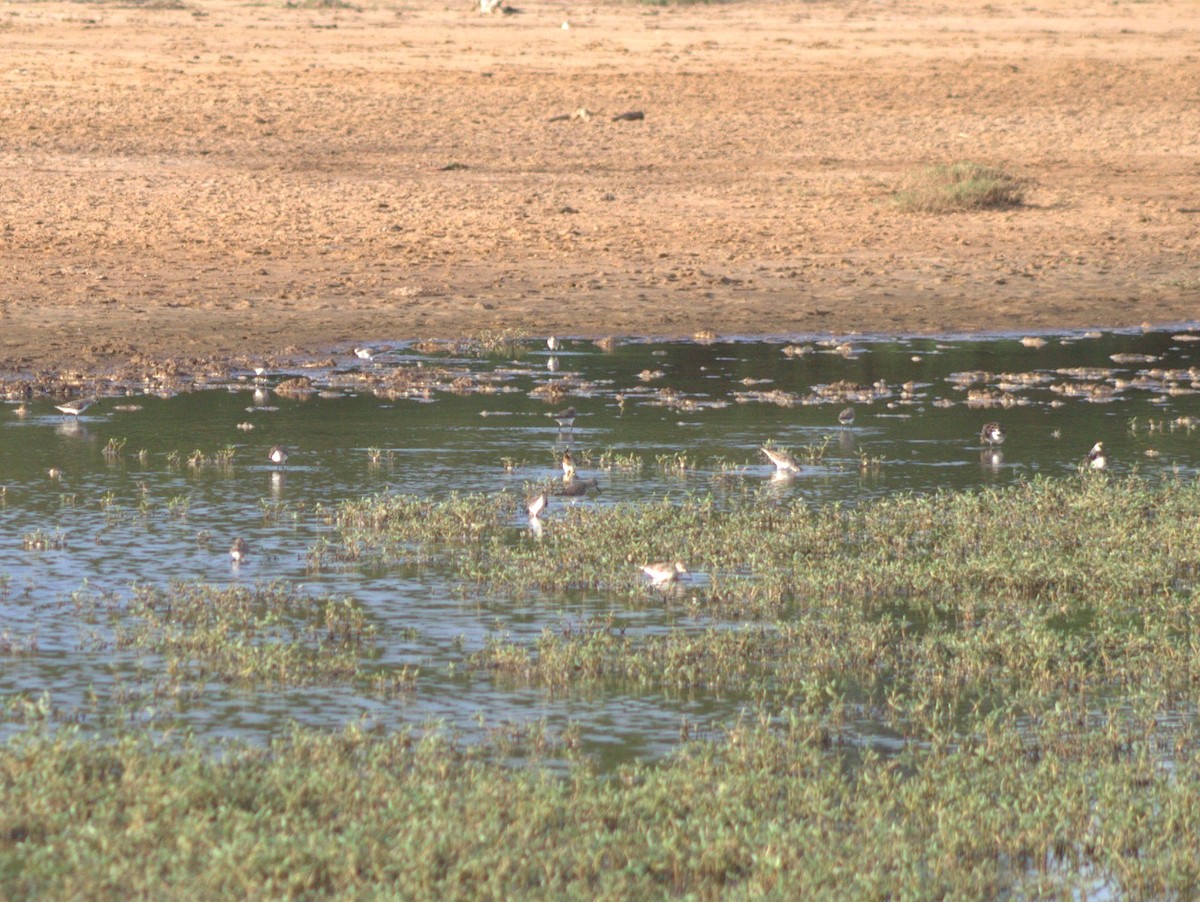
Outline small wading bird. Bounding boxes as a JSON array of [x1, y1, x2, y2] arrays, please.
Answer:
[[1086, 441, 1109, 471], [980, 422, 1006, 447], [761, 445, 802, 475], [268, 445, 289, 468], [526, 492, 547, 520], [547, 336, 560, 352], [229, 538, 249, 563], [55, 398, 93, 418], [550, 406, 577, 429], [352, 347, 375, 361], [554, 477, 599, 498], [642, 560, 687, 587], [838, 407, 856, 426]]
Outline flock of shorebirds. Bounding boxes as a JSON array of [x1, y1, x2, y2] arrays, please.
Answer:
[[520, 402, 1112, 590], [45, 334, 1117, 586], [53, 400, 1107, 582]]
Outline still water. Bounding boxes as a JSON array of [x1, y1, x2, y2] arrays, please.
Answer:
[[2, 329, 1199, 760]]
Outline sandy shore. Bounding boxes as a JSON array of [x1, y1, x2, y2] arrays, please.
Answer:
[[0, 0, 1197, 380]]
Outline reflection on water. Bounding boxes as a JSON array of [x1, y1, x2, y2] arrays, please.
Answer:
[[2, 328, 1200, 759]]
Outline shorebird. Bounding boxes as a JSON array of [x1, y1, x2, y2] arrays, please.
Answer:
[[229, 538, 249, 563], [268, 445, 289, 468], [838, 407, 856, 426], [550, 406, 577, 429], [1086, 441, 1109, 471], [526, 492, 547, 520], [554, 477, 599, 498], [561, 450, 576, 481], [980, 422, 1006, 447], [55, 398, 93, 418], [641, 560, 687, 587], [761, 445, 802, 474], [547, 336, 560, 351], [353, 347, 375, 361]]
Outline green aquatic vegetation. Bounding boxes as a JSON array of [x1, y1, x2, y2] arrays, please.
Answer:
[[471, 618, 891, 694], [800, 435, 832, 463], [595, 447, 643, 472], [315, 492, 515, 572], [8, 477, 1200, 895], [186, 446, 236, 469], [1, 711, 1199, 898], [325, 476, 1200, 708], [164, 494, 191, 518], [107, 582, 393, 690], [21, 529, 68, 551], [655, 450, 697, 474], [0, 628, 38, 656]]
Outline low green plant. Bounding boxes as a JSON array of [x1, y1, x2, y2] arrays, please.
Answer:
[[895, 161, 1025, 212]]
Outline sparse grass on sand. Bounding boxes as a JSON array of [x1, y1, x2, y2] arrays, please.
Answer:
[[895, 161, 1026, 213]]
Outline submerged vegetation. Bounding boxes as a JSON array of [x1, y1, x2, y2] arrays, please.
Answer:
[[4, 475, 1200, 895]]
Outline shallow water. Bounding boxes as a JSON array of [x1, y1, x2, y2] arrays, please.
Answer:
[[2, 328, 1199, 761]]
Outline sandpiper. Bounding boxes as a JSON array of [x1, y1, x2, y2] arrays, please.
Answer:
[[761, 445, 802, 474], [353, 347, 375, 361], [554, 477, 600, 498], [641, 560, 687, 587], [547, 336, 560, 352], [527, 492, 547, 520], [1086, 441, 1109, 471], [268, 445, 289, 468], [838, 407, 856, 426], [550, 406, 577, 429], [980, 422, 1006, 447], [55, 398, 93, 418], [230, 538, 249, 563], [561, 450, 576, 481]]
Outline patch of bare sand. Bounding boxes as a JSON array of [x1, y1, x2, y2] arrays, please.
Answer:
[[0, 0, 1197, 377]]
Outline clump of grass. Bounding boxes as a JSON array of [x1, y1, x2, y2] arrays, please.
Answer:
[[21, 529, 68, 551], [469, 327, 528, 358], [107, 581, 401, 690], [185, 446, 235, 469], [895, 161, 1025, 213], [596, 447, 643, 472]]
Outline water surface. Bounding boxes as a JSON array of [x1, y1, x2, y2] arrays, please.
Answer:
[[3, 328, 1199, 762]]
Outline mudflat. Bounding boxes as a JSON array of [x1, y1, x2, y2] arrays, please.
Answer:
[[1, 0, 1197, 376]]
